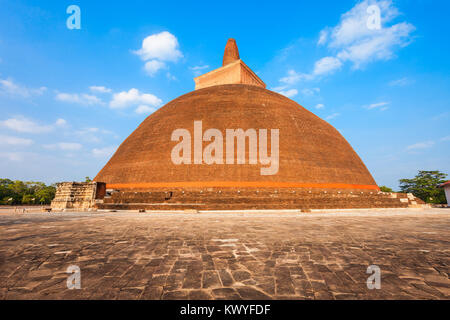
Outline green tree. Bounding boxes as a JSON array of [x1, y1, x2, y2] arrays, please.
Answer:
[[9, 180, 28, 195], [25, 181, 46, 194], [0, 179, 57, 205], [0, 179, 22, 204], [22, 194, 36, 205], [399, 170, 447, 204], [85, 176, 92, 183], [0, 179, 13, 187], [35, 186, 56, 204], [379, 186, 394, 192], [0, 179, 15, 204]]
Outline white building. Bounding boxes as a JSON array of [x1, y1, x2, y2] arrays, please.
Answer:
[[439, 181, 450, 207]]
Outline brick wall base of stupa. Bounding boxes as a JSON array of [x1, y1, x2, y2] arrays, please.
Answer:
[[94, 188, 427, 211]]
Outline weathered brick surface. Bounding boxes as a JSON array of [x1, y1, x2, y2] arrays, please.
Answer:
[[94, 85, 378, 189], [0, 208, 448, 300]]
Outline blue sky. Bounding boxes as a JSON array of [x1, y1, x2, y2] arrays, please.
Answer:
[[0, 0, 449, 189]]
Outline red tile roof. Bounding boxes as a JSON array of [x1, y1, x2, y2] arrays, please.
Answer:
[[439, 181, 450, 188]]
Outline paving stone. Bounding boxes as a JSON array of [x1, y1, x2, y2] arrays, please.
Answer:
[[202, 271, 221, 288], [275, 267, 295, 295], [182, 263, 203, 289], [232, 270, 252, 282], [211, 288, 241, 300], [162, 290, 189, 300], [0, 209, 448, 300], [236, 287, 272, 300], [218, 269, 234, 286], [188, 290, 213, 300], [140, 286, 163, 299]]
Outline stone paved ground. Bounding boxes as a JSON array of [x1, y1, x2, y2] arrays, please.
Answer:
[[0, 208, 449, 300]]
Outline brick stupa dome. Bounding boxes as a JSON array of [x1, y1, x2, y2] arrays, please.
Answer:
[[93, 39, 389, 210], [95, 84, 377, 190]]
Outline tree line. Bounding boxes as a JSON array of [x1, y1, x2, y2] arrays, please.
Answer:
[[0, 179, 56, 205], [379, 170, 447, 204]]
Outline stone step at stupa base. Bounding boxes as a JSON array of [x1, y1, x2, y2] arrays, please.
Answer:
[[95, 189, 424, 211], [102, 197, 405, 206], [96, 202, 407, 211], [104, 189, 394, 201]]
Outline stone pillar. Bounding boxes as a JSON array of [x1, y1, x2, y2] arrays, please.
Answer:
[[444, 186, 450, 207]]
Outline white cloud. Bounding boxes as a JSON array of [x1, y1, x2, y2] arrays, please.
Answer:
[[56, 92, 104, 106], [276, 89, 298, 98], [190, 65, 210, 76], [55, 118, 67, 127], [328, 1, 398, 48], [109, 88, 162, 109], [76, 127, 114, 136], [277, 0, 414, 87], [0, 152, 25, 162], [190, 65, 210, 71], [89, 86, 112, 93], [0, 117, 53, 133], [313, 57, 343, 76], [441, 136, 450, 142], [324, 0, 415, 69], [315, 103, 325, 109], [279, 70, 310, 85], [326, 113, 340, 120], [144, 60, 166, 76], [336, 22, 414, 68], [389, 77, 413, 87], [301, 88, 320, 96], [317, 29, 329, 46], [406, 141, 435, 150], [135, 105, 157, 114], [44, 142, 83, 151], [134, 31, 182, 76], [74, 127, 116, 143], [281, 89, 299, 98], [0, 135, 33, 146], [432, 112, 450, 121], [166, 72, 177, 81], [0, 78, 47, 98], [189, 65, 209, 71], [277, 58, 341, 86], [92, 146, 118, 158], [364, 101, 390, 110], [134, 31, 183, 62]]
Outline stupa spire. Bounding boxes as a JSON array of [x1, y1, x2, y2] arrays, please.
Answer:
[[222, 38, 240, 66], [193, 38, 265, 90]]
